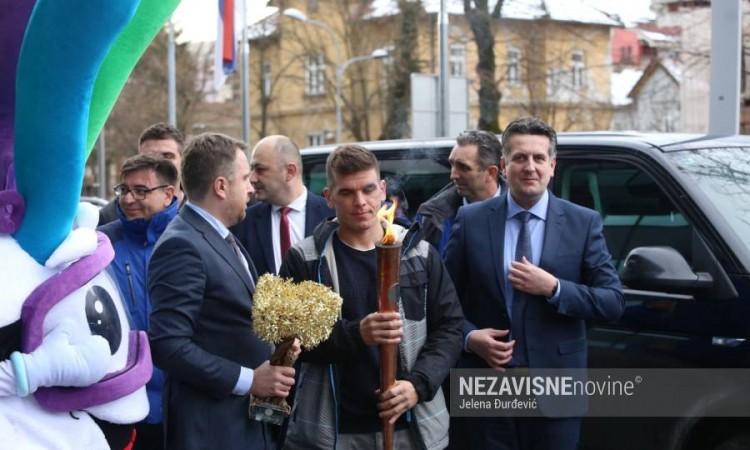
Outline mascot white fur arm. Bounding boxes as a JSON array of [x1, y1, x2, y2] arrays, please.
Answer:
[[0, 320, 110, 396]]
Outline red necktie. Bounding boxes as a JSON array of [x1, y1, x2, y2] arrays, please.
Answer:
[[280, 206, 291, 257]]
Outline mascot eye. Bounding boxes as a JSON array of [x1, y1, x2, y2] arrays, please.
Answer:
[[86, 285, 122, 354]]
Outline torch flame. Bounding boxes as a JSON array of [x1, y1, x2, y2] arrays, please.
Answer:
[[377, 200, 398, 245]]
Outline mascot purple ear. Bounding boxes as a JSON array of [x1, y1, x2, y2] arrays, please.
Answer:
[[12, 0, 140, 264], [0, 0, 36, 234]]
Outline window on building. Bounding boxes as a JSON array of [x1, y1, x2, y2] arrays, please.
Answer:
[[261, 62, 272, 97], [571, 50, 586, 89], [306, 132, 325, 147], [450, 44, 466, 77], [305, 54, 326, 96], [507, 48, 520, 85], [546, 68, 560, 96]]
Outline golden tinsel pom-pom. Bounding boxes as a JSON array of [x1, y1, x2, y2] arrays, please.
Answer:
[[253, 274, 342, 349]]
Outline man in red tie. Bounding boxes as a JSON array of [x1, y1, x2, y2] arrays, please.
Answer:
[[231, 135, 333, 276]]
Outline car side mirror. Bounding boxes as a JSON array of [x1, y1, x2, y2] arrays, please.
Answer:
[[621, 246, 713, 293]]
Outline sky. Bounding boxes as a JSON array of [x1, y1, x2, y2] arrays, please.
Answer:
[[171, 0, 655, 43]]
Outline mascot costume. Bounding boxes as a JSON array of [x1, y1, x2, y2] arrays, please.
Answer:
[[0, 0, 181, 448]]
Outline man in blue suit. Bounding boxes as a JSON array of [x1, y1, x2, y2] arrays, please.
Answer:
[[444, 117, 624, 450], [232, 135, 333, 275], [148, 133, 297, 450]]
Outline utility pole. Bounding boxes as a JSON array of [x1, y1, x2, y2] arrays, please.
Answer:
[[167, 19, 177, 126], [708, 0, 742, 135], [438, 0, 450, 137], [241, 0, 251, 144], [97, 131, 106, 199]]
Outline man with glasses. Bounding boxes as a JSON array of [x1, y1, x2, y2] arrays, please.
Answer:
[[99, 123, 185, 225], [99, 154, 179, 450], [416, 130, 504, 256]]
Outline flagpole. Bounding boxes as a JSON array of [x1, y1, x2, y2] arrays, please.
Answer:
[[240, 0, 250, 144]]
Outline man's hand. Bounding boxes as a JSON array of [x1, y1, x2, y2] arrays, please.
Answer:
[[250, 361, 295, 398], [377, 380, 418, 424], [360, 312, 402, 346], [466, 328, 514, 369], [509, 257, 558, 297]]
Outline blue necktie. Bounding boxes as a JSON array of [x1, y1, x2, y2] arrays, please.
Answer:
[[512, 211, 531, 366]]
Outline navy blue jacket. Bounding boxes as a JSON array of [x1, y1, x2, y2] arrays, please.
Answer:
[[231, 191, 333, 276], [148, 206, 272, 450], [98, 198, 178, 424], [445, 193, 624, 371]]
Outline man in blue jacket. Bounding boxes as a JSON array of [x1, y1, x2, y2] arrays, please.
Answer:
[[99, 154, 179, 449], [98, 123, 184, 226], [444, 117, 624, 450]]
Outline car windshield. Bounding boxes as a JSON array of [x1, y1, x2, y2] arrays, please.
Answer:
[[668, 147, 750, 250]]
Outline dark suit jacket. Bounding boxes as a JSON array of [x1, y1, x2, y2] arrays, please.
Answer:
[[231, 191, 333, 276], [148, 206, 273, 450], [444, 193, 624, 371]]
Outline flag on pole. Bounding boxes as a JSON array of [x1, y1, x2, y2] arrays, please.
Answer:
[[214, 0, 243, 90]]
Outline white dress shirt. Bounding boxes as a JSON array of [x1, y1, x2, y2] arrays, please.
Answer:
[[271, 188, 308, 272]]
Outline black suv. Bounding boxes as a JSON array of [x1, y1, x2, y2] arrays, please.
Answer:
[[300, 133, 750, 450]]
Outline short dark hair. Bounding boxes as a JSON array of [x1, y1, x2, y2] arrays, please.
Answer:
[[455, 129, 502, 168], [120, 154, 178, 186], [326, 144, 380, 188], [501, 117, 557, 159], [182, 133, 247, 201], [138, 123, 185, 151]]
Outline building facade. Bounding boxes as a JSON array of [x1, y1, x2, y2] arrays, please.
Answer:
[[210, 0, 620, 146]]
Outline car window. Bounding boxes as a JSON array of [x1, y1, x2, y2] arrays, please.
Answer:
[[302, 146, 452, 219], [668, 147, 750, 252], [554, 159, 694, 271]]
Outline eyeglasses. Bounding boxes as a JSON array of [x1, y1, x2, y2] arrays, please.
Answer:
[[113, 184, 169, 200]]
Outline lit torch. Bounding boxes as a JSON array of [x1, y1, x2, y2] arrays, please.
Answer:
[[376, 200, 400, 450]]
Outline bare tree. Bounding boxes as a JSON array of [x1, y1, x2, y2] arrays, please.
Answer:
[[102, 29, 207, 159], [85, 29, 210, 195], [381, 0, 422, 139], [464, 0, 504, 132], [272, 1, 391, 142]]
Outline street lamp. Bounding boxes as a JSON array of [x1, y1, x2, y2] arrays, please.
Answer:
[[283, 8, 387, 143], [282, 8, 342, 82]]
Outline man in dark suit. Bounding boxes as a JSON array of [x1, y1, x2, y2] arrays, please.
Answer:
[[148, 132, 297, 450], [444, 117, 624, 450], [232, 135, 332, 275]]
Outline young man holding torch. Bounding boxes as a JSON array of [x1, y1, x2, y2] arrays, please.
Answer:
[[280, 144, 464, 450]]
